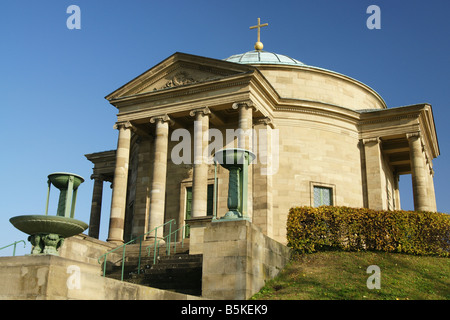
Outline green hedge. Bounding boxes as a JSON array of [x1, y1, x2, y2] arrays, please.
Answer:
[[287, 206, 450, 257]]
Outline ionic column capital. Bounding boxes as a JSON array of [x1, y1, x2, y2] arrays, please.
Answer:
[[232, 101, 256, 111], [255, 116, 275, 129], [406, 132, 425, 152], [90, 173, 105, 181], [113, 121, 134, 131], [362, 137, 380, 145], [150, 114, 174, 126], [406, 132, 421, 140], [189, 107, 211, 117]]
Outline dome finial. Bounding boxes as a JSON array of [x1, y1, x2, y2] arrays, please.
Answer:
[[250, 18, 268, 51]]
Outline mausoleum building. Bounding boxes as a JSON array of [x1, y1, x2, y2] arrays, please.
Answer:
[[85, 36, 439, 246]]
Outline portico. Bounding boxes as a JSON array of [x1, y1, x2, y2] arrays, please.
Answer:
[[360, 104, 439, 212], [84, 150, 115, 239], [101, 105, 260, 243]]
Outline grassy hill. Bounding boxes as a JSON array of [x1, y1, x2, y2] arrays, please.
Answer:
[[251, 251, 450, 300]]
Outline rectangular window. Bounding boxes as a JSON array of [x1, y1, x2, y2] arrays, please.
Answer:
[[313, 186, 333, 207], [185, 184, 214, 219], [206, 184, 214, 216], [184, 184, 214, 238], [185, 187, 193, 220]]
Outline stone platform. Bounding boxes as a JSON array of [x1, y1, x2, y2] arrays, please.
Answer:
[[0, 254, 202, 300]]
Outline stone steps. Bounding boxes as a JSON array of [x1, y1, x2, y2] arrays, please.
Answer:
[[116, 239, 190, 255], [129, 254, 203, 296], [104, 241, 202, 296]]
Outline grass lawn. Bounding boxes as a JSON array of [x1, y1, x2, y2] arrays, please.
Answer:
[[251, 251, 450, 300]]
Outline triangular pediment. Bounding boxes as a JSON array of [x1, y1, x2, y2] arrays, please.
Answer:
[[105, 52, 255, 101]]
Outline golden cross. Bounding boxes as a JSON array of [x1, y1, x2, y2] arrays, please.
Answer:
[[249, 18, 268, 51]]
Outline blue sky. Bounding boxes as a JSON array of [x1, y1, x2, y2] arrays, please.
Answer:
[[1, 0, 449, 256]]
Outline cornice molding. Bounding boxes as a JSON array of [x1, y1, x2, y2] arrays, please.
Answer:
[[359, 113, 418, 126], [106, 52, 255, 102], [274, 104, 360, 126], [111, 75, 253, 108]]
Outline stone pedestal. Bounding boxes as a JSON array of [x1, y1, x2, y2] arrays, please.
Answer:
[[201, 220, 291, 300], [185, 216, 212, 255], [0, 254, 202, 300]]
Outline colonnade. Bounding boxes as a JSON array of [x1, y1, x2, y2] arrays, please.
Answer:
[[363, 132, 436, 213], [104, 102, 255, 244], [89, 112, 438, 244]]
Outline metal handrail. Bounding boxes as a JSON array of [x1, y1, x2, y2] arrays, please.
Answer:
[[146, 224, 189, 264], [0, 240, 26, 256], [98, 219, 176, 281]]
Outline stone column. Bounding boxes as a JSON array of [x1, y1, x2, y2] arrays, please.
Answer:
[[362, 137, 386, 210], [427, 168, 437, 212], [107, 122, 133, 244], [232, 102, 254, 218], [147, 115, 171, 240], [393, 173, 401, 210], [190, 107, 211, 217], [252, 117, 275, 237], [407, 133, 430, 211], [88, 174, 104, 239], [428, 168, 437, 212], [132, 136, 152, 237], [232, 102, 253, 150]]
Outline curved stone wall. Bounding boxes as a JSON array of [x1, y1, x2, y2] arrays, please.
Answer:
[[257, 65, 386, 111]]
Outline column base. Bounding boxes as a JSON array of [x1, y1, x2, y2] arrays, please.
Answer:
[[106, 238, 124, 245], [144, 236, 166, 245]]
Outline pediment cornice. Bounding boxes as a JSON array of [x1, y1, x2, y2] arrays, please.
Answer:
[[105, 52, 255, 103]]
